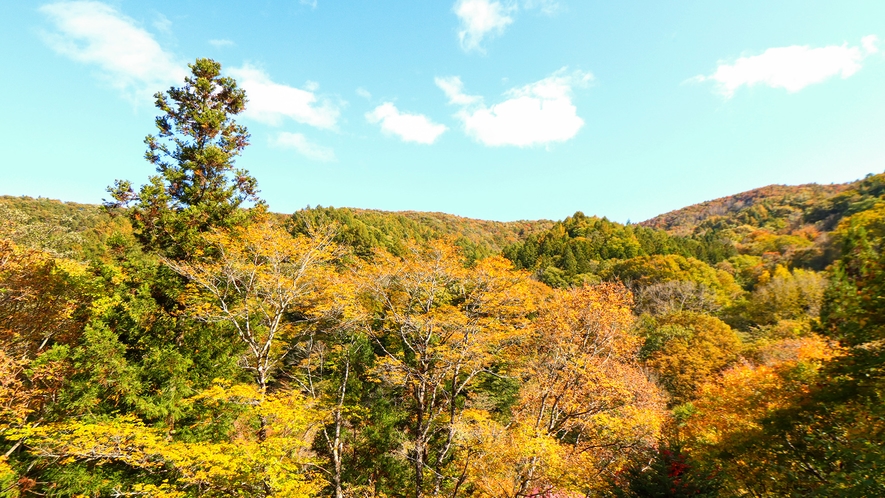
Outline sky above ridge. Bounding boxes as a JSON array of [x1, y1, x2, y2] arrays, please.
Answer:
[[2, 1, 884, 222]]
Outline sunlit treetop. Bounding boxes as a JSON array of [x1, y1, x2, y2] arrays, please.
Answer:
[[107, 58, 263, 258]]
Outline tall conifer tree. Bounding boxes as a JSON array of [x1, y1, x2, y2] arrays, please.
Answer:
[[107, 58, 262, 258]]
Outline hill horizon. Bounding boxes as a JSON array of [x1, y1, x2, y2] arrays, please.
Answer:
[[2, 171, 875, 227]]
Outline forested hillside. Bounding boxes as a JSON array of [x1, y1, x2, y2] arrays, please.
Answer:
[[0, 198, 551, 263], [641, 174, 885, 270], [640, 183, 851, 235], [289, 206, 553, 261], [0, 196, 129, 260], [2, 59, 884, 497]]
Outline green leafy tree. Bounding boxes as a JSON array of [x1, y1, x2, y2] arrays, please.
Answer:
[[107, 58, 262, 258]]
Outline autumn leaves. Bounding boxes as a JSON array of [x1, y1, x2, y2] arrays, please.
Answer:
[[157, 222, 668, 496]]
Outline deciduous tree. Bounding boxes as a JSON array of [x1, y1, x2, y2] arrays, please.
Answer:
[[359, 240, 538, 497], [479, 283, 666, 496], [167, 220, 340, 397]]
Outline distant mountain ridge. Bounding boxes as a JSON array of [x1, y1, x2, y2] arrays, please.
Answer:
[[0, 195, 555, 262], [350, 208, 555, 252], [640, 182, 853, 236], [4, 171, 883, 269]]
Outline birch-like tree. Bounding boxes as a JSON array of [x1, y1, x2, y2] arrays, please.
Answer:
[[166, 220, 339, 396], [360, 240, 537, 497]]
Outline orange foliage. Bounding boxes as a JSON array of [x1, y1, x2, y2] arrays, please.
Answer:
[[643, 312, 743, 405], [0, 240, 89, 358], [465, 283, 667, 496], [167, 220, 344, 394], [684, 334, 835, 451]]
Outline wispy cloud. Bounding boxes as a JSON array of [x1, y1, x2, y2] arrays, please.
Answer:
[[273, 132, 336, 162], [523, 0, 561, 15], [453, 0, 561, 52], [454, 0, 514, 52], [366, 103, 448, 144], [862, 35, 880, 55], [228, 64, 341, 130], [356, 87, 372, 99], [695, 36, 879, 98], [39, 1, 186, 102], [437, 69, 592, 147], [152, 13, 172, 34], [209, 38, 235, 48], [435, 76, 483, 106], [300, 0, 318, 8]]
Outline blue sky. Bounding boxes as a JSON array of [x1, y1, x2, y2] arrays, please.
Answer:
[[2, 1, 884, 222]]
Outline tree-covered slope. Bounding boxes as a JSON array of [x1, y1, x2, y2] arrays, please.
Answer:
[[290, 205, 554, 260], [5, 57, 885, 498], [638, 172, 885, 270], [501, 211, 737, 288], [640, 183, 851, 236], [0, 195, 554, 263], [0, 195, 130, 259]]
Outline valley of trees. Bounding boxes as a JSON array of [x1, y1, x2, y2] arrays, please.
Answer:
[[1, 58, 883, 497]]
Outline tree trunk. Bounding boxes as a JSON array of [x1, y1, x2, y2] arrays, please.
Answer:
[[415, 380, 426, 498], [332, 358, 351, 498]]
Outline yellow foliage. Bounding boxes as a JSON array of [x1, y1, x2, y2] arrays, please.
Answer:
[[166, 220, 343, 393], [748, 267, 827, 325], [833, 201, 885, 241], [0, 241, 89, 359], [684, 334, 836, 451], [644, 312, 743, 405], [9, 384, 327, 497], [357, 239, 541, 494], [0, 456, 18, 498], [455, 409, 566, 497], [474, 283, 668, 495]]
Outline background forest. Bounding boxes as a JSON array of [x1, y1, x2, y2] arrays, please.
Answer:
[[1, 59, 884, 497]]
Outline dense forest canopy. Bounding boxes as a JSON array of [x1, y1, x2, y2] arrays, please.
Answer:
[[2, 59, 884, 497]]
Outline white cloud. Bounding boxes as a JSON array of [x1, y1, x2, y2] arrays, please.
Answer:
[[696, 36, 879, 98], [273, 132, 336, 162], [453, 0, 561, 52], [209, 38, 235, 48], [862, 35, 879, 55], [454, 0, 514, 52], [437, 69, 592, 147], [228, 64, 340, 130], [435, 76, 483, 106], [39, 1, 186, 101], [366, 103, 448, 145], [356, 87, 372, 99], [300, 0, 318, 8]]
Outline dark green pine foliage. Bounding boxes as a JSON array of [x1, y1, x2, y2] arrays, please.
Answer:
[[99, 57, 256, 421], [98, 58, 256, 425], [107, 58, 262, 259], [562, 244, 578, 274], [12, 60, 263, 494], [338, 355, 412, 495]]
